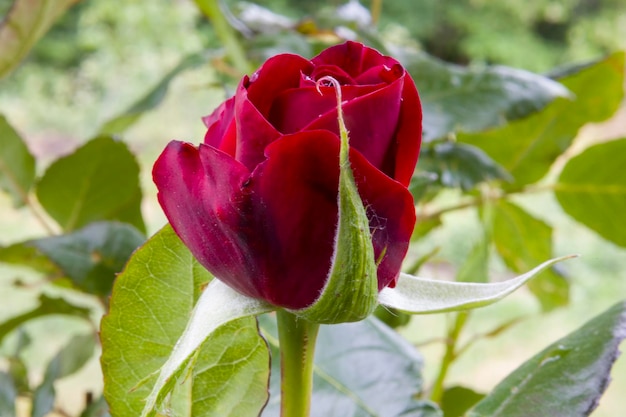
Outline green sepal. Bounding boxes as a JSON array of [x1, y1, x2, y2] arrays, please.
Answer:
[[379, 255, 576, 314], [294, 77, 378, 324]]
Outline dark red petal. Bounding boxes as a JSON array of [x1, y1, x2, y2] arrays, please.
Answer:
[[350, 150, 416, 290], [311, 41, 395, 79], [249, 131, 340, 308], [152, 141, 265, 300], [250, 130, 415, 308], [245, 53, 314, 118], [355, 62, 404, 85], [391, 74, 423, 186], [202, 96, 237, 156], [308, 64, 357, 85], [303, 77, 404, 176], [268, 84, 381, 134], [233, 85, 282, 170]]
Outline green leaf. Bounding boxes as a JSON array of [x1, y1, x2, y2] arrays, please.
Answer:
[[491, 200, 569, 311], [0, 0, 80, 79], [36, 136, 145, 232], [459, 52, 625, 187], [6, 330, 30, 396], [378, 256, 573, 314], [259, 314, 442, 417], [0, 372, 16, 417], [555, 138, 626, 247], [31, 221, 145, 295], [373, 305, 411, 329], [80, 397, 111, 417], [456, 239, 489, 283], [32, 333, 96, 417], [411, 216, 442, 242], [139, 280, 273, 417], [296, 79, 378, 324], [79, 396, 111, 417], [0, 114, 36, 207], [98, 53, 207, 136], [101, 225, 272, 417], [440, 386, 484, 417], [409, 171, 438, 203], [468, 300, 626, 417], [417, 142, 512, 190], [401, 51, 571, 142], [0, 242, 60, 275], [0, 294, 91, 344]]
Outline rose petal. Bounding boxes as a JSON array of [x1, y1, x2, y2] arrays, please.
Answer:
[[355, 62, 404, 85], [308, 64, 357, 85], [245, 53, 313, 117], [303, 78, 404, 176], [202, 96, 237, 156], [152, 141, 265, 300], [352, 151, 416, 289], [311, 41, 397, 79], [391, 74, 422, 186], [250, 130, 415, 308], [249, 131, 339, 308], [233, 85, 282, 170], [268, 84, 382, 134], [231, 54, 313, 170]]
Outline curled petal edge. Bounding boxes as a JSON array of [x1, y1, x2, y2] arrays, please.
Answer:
[[379, 255, 577, 314]]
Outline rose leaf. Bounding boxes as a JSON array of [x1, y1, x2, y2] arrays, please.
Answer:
[[101, 225, 273, 417], [379, 255, 575, 314], [467, 301, 626, 417]]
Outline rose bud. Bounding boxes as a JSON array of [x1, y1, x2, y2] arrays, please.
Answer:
[[153, 41, 422, 313]]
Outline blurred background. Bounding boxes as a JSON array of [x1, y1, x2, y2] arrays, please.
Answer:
[[0, 0, 625, 416]]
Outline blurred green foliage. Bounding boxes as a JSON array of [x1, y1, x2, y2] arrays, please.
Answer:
[[0, 0, 625, 416]]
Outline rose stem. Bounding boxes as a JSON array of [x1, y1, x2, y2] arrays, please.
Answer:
[[276, 309, 320, 417], [429, 311, 469, 403]]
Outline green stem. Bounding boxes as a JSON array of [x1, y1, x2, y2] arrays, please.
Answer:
[[430, 311, 469, 403], [193, 0, 252, 75], [370, 0, 382, 25], [277, 309, 320, 417]]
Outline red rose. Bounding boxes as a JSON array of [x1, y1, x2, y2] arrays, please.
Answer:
[[153, 41, 422, 309]]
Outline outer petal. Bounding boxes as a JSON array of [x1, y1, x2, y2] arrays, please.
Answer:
[[250, 131, 415, 308], [152, 141, 264, 300], [249, 131, 340, 308], [391, 74, 423, 186], [352, 150, 416, 289]]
